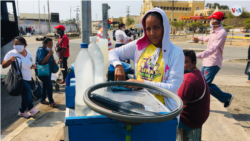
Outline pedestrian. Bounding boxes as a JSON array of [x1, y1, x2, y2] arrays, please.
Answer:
[[35, 38, 58, 107], [2, 36, 39, 118], [25, 27, 28, 34], [115, 23, 133, 48], [54, 25, 70, 85], [109, 8, 184, 110], [247, 45, 250, 84], [178, 50, 210, 130], [96, 19, 113, 51], [32, 27, 35, 34], [30, 26, 32, 34], [193, 11, 234, 108]]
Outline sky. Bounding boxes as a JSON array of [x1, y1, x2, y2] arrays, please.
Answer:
[[13, 0, 250, 21]]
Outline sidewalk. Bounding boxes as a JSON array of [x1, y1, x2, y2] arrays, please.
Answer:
[[2, 75, 250, 141]]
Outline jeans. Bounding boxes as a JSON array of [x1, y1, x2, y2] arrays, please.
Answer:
[[178, 121, 194, 130], [39, 74, 54, 103], [201, 66, 231, 103], [61, 57, 68, 82], [19, 80, 34, 113]]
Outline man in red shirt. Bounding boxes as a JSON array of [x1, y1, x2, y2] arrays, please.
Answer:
[[54, 25, 69, 84], [178, 50, 210, 130]]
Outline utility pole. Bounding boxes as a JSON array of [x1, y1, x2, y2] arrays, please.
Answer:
[[126, 6, 130, 28], [38, 0, 41, 34], [96, 14, 98, 29], [75, 7, 80, 32], [70, 6, 71, 32], [81, 1, 91, 43], [47, 0, 51, 33], [102, 4, 110, 39], [44, 5, 46, 23]]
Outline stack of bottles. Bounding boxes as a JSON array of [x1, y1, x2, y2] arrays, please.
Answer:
[[74, 37, 109, 116]]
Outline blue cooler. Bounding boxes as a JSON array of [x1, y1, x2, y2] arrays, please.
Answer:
[[65, 63, 76, 108]]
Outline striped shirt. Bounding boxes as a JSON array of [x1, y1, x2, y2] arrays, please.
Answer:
[[96, 29, 113, 50]]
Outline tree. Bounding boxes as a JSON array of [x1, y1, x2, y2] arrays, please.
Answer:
[[177, 21, 186, 35], [189, 22, 203, 36], [119, 17, 123, 24], [243, 18, 250, 29], [226, 13, 235, 19], [126, 17, 135, 26], [239, 8, 250, 18], [169, 21, 179, 38], [206, 3, 229, 10]]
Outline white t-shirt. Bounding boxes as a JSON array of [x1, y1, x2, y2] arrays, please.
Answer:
[[115, 30, 130, 44], [4, 49, 33, 81]]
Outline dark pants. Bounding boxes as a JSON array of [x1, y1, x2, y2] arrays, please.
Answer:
[[115, 44, 130, 64], [61, 57, 68, 82], [19, 80, 34, 113], [201, 66, 231, 103], [39, 74, 54, 103]]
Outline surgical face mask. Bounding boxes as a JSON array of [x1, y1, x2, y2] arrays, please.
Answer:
[[122, 28, 125, 31], [184, 65, 193, 74], [13, 45, 24, 52], [210, 19, 221, 30], [46, 47, 52, 51]]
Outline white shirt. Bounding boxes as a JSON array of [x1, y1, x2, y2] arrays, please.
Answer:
[[115, 30, 130, 44], [4, 49, 33, 81]]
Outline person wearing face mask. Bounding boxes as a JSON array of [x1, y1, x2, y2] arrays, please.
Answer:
[[115, 23, 133, 48], [192, 11, 234, 108], [54, 25, 69, 85], [96, 19, 113, 51], [177, 50, 210, 130], [2, 36, 39, 118], [35, 38, 58, 107], [109, 8, 184, 112]]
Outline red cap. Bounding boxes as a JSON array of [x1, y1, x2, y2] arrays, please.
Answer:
[[208, 11, 225, 20], [54, 25, 65, 31], [108, 19, 112, 24]]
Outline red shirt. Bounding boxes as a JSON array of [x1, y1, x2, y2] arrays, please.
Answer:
[[58, 34, 70, 57], [177, 70, 210, 129]]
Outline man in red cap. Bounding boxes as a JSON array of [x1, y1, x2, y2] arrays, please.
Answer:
[[193, 11, 233, 108], [54, 25, 69, 84]]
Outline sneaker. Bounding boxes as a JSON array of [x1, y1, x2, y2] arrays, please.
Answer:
[[29, 107, 40, 116], [18, 111, 31, 118], [224, 94, 234, 108]]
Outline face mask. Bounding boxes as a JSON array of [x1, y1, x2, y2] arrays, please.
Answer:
[[210, 19, 221, 30], [13, 45, 24, 52], [122, 28, 125, 31], [46, 47, 51, 51], [108, 24, 111, 29], [184, 65, 193, 74], [57, 31, 60, 34]]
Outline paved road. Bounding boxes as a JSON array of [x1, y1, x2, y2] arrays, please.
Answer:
[[1, 31, 248, 135]]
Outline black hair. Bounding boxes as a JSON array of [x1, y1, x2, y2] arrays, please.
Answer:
[[183, 50, 197, 64], [14, 36, 27, 46], [144, 12, 163, 24], [118, 23, 125, 29], [43, 38, 53, 45]]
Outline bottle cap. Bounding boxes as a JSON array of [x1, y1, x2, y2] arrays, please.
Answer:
[[90, 36, 97, 42], [81, 43, 88, 48]]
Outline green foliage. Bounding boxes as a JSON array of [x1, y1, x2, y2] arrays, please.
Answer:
[[189, 22, 203, 28], [239, 8, 250, 18], [206, 3, 229, 10], [243, 18, 250, 29], [66, 18, 76, 24], [224, 26, 234, 29], [119, 17, 123, 24], [226, 13, 235, 19], [178, 21, 186, 28], [126, 18, 135, 26]]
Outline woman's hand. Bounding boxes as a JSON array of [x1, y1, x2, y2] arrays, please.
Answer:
[[124, 79, 144, 90], [114, 65, 125, 81], [9, 56, 16, 62], [31, 64, 36, 69]]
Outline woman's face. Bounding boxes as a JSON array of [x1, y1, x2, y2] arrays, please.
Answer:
[[145, 16, 163, 47], [14, 39, 26, 47], [44, 41, 53, 48], [120, 25, 125, 30]]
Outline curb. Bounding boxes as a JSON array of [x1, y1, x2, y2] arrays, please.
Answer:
[[2, 112, 46, 141], [223, 58, 248, 63]]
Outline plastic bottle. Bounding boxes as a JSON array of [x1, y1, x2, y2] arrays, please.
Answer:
[[88, 36, 104, 84], [75, 43, 95, 116], [97, 38, 109, 81]]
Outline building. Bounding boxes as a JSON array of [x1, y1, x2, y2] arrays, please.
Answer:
[[140, 0, 205, 22]]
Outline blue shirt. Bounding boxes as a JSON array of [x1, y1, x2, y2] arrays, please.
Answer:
[[35, 46, 54, 72]]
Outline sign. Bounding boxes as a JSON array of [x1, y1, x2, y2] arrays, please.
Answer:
[[41, 22, 47, 25], [182, 16, 191, 20], [231, 5, 242, 16], [25, 20, 33, 24]]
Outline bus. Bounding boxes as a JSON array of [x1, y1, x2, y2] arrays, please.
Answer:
[[1, 0, 19, 63]]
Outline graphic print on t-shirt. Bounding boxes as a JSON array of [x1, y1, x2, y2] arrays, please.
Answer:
[[138, 56, 162, 81]]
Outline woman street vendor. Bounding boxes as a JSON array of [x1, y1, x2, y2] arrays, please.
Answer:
[[108, 8, 184, 110]]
